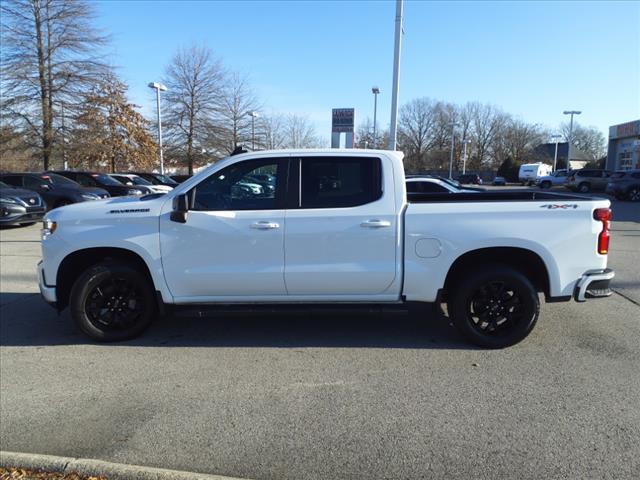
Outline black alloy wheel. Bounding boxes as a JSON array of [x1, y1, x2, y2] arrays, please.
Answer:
[[628, 187, 640, 202], [448, 266, 539, 348], [70, 262, 156, 341], [578, 183, 590, 193]]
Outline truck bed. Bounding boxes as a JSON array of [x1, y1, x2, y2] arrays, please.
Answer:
[[407, 190, 604, 203]]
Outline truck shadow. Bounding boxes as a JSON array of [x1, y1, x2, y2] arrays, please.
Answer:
[[0, 294, 475, 350]]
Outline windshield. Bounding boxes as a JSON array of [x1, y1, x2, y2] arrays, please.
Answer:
[[45, 173, 80, 186], [132, 176, 153, 186], [154, 174, 178, 185], [93, 174, 125, 186]]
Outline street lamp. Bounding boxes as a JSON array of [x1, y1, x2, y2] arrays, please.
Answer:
[[550, 134, 562, 171], [371, 86, 380, 148], [563, 110, 581, 171], [388, 0, 404, 150], [247, 111, 259, 150], [448, 121, 459, 179], [461, 138, 471, 175], [148, 82, 167, 174]]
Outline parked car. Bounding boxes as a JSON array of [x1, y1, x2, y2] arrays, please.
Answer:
[[535, 169, 569, 189], [565, 169, 611, 193], [109, 174, 173, 194], [407, 176, 481, 194], [49, 171, 151, 197], [518, 163, 553, 185], [457, 173, 483, 185], [40, 149, 613, 349], [170, 174, 192, 183], [0, 181, 46, 226], [492, 176, 506, 186], [130, 172, 180, 188], [605, 170, 640, 201], [0, 172, 109, 209]]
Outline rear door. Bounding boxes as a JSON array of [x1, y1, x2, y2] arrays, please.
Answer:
[[284, 154, 400, 298]]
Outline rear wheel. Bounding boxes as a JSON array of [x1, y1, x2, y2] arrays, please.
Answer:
[[540, 181, 551, 189], [578, 182, 590, 193], [448, 266, 539, 348], [627, 186, 640, 202], [69, 262, 156, 341]]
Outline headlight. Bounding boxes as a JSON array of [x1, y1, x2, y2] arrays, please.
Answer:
[[41, 219, 57, 239], [81, 193, 99, 200], [0, 197, 18, 204], [127, 189, 143, 195]]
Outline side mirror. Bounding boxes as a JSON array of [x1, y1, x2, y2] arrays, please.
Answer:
[[170, 193, 189, 223]]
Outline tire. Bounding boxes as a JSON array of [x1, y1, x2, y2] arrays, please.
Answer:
[[578, 182, 590, 193], [540, 181, 551, 189], [20, 222, 37, 226], [447, 266, 540, 348], [69, 262, 156, 341], [627, 186, 640, 202]]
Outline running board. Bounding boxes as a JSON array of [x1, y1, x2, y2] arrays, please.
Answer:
[[170, 302, 408, 318]]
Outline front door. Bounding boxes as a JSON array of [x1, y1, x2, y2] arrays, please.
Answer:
[[159, 157, 288, 300]]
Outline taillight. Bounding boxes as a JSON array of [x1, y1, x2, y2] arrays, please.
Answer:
[[594, 208, 611, 254]]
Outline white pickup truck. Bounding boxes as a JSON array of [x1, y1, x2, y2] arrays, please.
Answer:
[[38, 149, 614, 347]]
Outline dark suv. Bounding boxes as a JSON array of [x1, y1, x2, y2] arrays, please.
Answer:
[[0, 172, 109, 209], [605, 170, 640, 201], [565, 169, 611, 193], [49, 171, 151, 197], [457, 173, 483, 185]]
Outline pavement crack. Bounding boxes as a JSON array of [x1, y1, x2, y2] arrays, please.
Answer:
[[613, 289, 640, 307]]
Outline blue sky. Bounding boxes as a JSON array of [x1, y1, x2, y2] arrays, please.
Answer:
[[95, 0, 640, 145]]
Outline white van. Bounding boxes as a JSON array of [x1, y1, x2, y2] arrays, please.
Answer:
[[518, 163, 553, 185]]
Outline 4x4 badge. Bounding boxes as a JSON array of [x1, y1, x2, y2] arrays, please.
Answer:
[[540, 204, 578, 209]]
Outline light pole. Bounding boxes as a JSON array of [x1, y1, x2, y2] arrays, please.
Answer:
[[461, 138, 471, 174], [247, 111, 259, 150], [550, 134, 562, 171], [563, 110, 581, 171], [60, 101, 67, 170], [148, 82, 167, 174], [448, 121, 459, 179], [388, 0, 403, 150], [371, 86, 380, 148]]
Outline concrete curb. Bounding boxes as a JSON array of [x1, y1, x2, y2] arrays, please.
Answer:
[[0, 451, 249, 480]]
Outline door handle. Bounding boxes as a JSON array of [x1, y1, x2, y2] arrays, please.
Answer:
[[250, 221, 280, 230], [360, 219, 391, 228]]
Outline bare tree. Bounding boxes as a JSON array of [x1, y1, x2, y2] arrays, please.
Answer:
[[1, 0, 108, 169], [283, 114, 320, 148], [560, 123, 607, 160], [216, 73, 261, 154], [258, 113, 286, 150], [162, 44, 225, 174], [397, 98, 439, 168]]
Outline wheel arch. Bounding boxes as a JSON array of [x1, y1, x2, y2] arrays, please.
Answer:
[[443, 247, 550, 300], [56, 247, 157, 311]]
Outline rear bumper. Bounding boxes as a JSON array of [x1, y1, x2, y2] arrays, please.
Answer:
[[574, 268, 615, 302], [37, 260, 57, 306]]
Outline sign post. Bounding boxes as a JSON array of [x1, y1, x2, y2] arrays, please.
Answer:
[[331, 108, 355, 148]]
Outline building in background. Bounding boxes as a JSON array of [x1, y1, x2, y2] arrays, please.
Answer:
[[532, 142, 590, 170], [606, 120, 640, 170]]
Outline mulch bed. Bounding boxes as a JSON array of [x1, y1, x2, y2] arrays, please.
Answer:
[[0, 467, 107, 480]]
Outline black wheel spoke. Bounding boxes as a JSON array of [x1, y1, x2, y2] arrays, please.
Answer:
[[84, 275, 146, 332], [467, 279, 526, 337]]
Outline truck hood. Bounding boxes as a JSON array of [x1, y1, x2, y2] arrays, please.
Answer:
[[45, 193, 169, 223]]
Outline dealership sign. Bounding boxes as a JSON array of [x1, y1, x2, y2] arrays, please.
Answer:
[[332, 108, 355, 133], [610, 120, 640, 139]]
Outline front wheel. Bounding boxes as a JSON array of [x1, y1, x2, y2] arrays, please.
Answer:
[[448, 266, 540, 348], [578, 182, 590, 193], [69, 262, 156, 341], [627, 186, 640, 202], [540, 181, 551, 189]]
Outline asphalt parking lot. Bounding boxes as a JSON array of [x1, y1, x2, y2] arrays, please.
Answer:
[[1, 196, 639, 479]]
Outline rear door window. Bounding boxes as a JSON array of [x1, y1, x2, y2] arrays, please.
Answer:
[[298, 156, 382, 208]]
